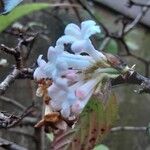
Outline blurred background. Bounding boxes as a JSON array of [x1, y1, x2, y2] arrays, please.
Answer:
[[0, 0, 150, 150]]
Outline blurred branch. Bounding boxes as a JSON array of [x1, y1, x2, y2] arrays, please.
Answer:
[[0, 103, 35, 128], [68, 0, 82, 22], [128, 0, 150, 7], [92, 0, 150, 27], [21, 117, 37, 126], [101, 0, 150, 42], [124, 0, 150, 34], [0, 33, 35, 95], [0, 137, 27, 150], [111, 126, 147, 132], [0, 96, 26, 110]]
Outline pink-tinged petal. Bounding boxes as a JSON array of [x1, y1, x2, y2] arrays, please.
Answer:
[[65, 23, 81, 38], [37, 55, 46, 67], [72, 91, 93, 114], [76, 79, 97, 100], [75, 90, 85, 99], [71, 100, 82, 114], [65, 70, 78, 81]]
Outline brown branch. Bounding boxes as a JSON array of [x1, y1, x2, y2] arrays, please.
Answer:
[[0, 34, 36, 95], [112, 71, 150, 93], [0, 103, 36, 128], [0, 44, 22, 69]]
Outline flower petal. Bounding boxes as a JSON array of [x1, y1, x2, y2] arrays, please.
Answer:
[[33, 68, 47, 80], [76, 79, 97, 100], [84, 25, 101, 39], [37, 55, 46, 67], [65, 23, 81, 38], [71, 40, 86, 53], [47, 46, 62, 62], [72, 91, 93, 114], [61, 101, 71, 118]]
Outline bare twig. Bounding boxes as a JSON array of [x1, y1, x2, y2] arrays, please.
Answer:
[[124, 0, 150, 34], [0, 68, 20, 95], [0, 34, 35, 95], [0, 103, 36, 128], [112, 71, 150, 93], [0, 44, 22, 69]]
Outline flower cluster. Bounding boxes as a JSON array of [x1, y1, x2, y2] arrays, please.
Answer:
[[34, 20, 129, 131]]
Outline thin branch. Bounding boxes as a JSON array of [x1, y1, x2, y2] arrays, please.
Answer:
[[68, 0, 82, 22], [0, 68, 20, 95], [0, 104, 36, 128], [0, 34, 35, 95], [20, 117, 37, 126], [112, 71, 150, 93], [111, 126, 147, 132], [128, 0, 150, 7], [0, 96, 26, 110], [124, 0, 150, 34]]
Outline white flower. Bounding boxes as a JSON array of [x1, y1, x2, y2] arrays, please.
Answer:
[[34, 20, 127, 122], [56, 20, 106, 60], [33, 55, 47, 81]]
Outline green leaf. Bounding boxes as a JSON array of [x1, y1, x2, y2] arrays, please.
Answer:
[[105, 94, 119, 126], [0, 3, 50, 32], [46, 133, 54, 142], [52, 94, 118, 150], [105, 40, 118, 54], [94, 144, 109, 150], [0, 3, 76, 32]]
